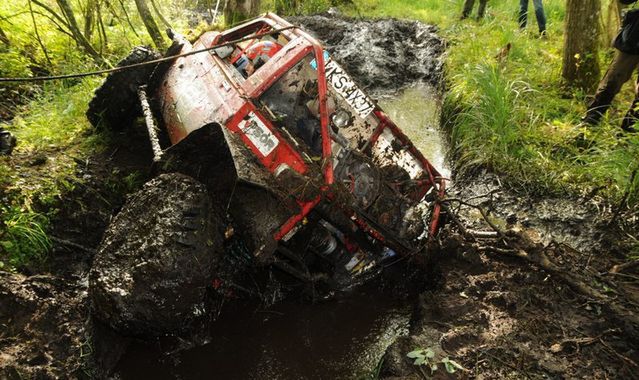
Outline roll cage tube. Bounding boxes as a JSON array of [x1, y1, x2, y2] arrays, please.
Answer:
[[260, 46, 335, 242], [245, 43, 334, 187], [312, 44, 334, 186]]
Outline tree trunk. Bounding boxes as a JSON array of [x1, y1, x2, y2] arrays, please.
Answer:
[[150, 0, 172, 29], [83, 0, 97, 40], [55, 0, 106, 66], [562, 0, 602, 93], [224, 0, 260, 26], [603, 0, 622, 47], [28, 0, 52, 66], [134, 0, 165, 50]]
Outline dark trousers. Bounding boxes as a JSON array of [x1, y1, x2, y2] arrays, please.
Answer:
[[518, 0, 547, 33], [462, 0, 488, 19], [586, 50, 639, 131]]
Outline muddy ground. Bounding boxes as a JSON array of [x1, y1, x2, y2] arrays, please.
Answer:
[[2, 12, 639, 380], [381, 173, 639, 379]]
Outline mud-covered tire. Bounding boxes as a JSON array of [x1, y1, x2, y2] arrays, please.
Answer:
[[89, 173, 225, 338], [86, 46, 161, 129]]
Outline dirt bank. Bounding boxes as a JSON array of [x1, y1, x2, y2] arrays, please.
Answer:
[[0, 127, 155, 378], [380, 172, 639, 379]]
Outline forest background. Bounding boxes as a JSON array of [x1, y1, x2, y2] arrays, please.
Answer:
[[0, 0, 637, 271]]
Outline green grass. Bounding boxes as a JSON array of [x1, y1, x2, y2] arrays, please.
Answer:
[[0, 207, 50, 270], [0, 0, 188, 271], [0, 78, 100, 271]]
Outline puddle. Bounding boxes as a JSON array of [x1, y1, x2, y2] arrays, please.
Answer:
[[377, 83, 451, 180], [115, 285, 410, 379]]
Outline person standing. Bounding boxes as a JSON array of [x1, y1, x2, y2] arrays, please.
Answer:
[[583, 0, 639, 132], [518, 0, 547, 36], [461, 0, 489, 20]]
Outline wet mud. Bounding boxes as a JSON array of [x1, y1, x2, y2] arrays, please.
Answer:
[[290, 13, 444, 93], [117, 284, 412, 379]]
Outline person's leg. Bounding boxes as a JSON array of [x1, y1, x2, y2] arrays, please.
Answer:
[[621, 98, 639, 132], [461, 0, 475, 19], [477, 0, 488, 19], [585, 51, 639, 125], [621, 69, 639, 132], [518, 0, 528, 29], [532, 0, 547, 33]]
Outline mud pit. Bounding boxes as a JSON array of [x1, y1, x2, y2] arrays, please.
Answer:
[[3, 12, 639, 380]]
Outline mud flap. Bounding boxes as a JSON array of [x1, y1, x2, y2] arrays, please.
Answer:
[[156, 123, 238, 203]]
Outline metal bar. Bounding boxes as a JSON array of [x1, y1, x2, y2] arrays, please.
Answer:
[[137, 85, 163, 162], [312, 44, 334, 186]]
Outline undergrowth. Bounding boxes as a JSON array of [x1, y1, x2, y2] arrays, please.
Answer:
[[0, 206, 50, 270], [0, 77, 100, 271], [0, 0, 191, 271]]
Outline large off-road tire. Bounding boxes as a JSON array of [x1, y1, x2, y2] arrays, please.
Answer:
[[86, 46, 161, 129], [89, 173, 226, 338]]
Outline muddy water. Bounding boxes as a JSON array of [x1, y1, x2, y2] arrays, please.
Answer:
[[116, 286, 410, 379], [115, 85, 448, 379], [377, 84, 451, 179]]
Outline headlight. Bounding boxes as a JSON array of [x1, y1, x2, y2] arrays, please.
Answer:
[[332, 109, 352, 129]]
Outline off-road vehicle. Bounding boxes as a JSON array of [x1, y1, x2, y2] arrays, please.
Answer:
[[87, 13, 446, 336]]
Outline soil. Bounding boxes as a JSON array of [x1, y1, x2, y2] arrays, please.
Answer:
[[0, 126, 156, 378], [2, 12, 639, 380], [380, 173, 639, 379]]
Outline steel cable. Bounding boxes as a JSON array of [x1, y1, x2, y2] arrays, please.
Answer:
[[0, 25, 297, 83]]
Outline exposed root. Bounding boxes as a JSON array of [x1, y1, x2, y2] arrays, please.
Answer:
[[609, 260, 639, 274]]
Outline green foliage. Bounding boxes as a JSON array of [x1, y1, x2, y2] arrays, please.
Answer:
[[448, 64, 528, 172], [105, 170, 145, 196], [262, 0, 356, 15], [0, 206, 51, 270], [406, 347, 464, 374], [9, 77, 100, 149]]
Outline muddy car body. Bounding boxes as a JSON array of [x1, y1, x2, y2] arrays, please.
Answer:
[[161, 13, 443, 261], [88, 13, 445, 335]]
